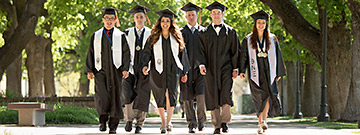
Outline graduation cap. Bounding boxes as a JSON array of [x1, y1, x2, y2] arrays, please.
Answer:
[[181, 2, 203, 24], [250, 10, 273, 31], [206, 1, 228, 12], [155, 9, 178, 19], [129, 5, 151, 25], [99, 7, 121, 27], [250, 10, 272, 21]]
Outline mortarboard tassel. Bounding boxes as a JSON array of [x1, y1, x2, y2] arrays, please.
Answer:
[[144, 9, 151, 25], [199, 9, 202, 24], [115, 10, 121, 27]]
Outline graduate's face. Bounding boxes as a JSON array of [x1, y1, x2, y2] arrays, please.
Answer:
[[134, 12, 146, 26], [256, 19, 267, 31], [160, 17, 171, 31], [102, 14, 116, 29], [185, 11, 198, 24], [210, 9, 223, 24]]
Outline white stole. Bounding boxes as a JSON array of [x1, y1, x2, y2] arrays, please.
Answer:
[[127, 27, 151, 74], [153, 34, 183, 74], [94, 27, 123, 71], [247, 33, 277, 86]]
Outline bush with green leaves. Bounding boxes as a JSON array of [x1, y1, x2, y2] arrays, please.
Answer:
[[0, 103, 98, 124]]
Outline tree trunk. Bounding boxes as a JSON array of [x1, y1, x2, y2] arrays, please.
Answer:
[[261, 0, 352, 120], [302, 62, 321, 117], [25, 36, 50, 97], [0, 0, 45, 81], [78, 74, 89, 97], [342, 0, 360, 121], [43, 40, 56, 97], [5, 56, 22, 97], [285, 61, 296, 116]]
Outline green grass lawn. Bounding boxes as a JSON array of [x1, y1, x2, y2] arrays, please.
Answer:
[[274, 116, 358, 129]]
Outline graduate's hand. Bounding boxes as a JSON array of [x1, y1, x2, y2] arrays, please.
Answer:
[[122, 71, 129, 78], [142, 66, 149, 75], [200, 67, 206, 75], [239, 73, 246, 79], [181, 75, 188, 83], [232, 70, 238, 79], [87, 72, 94, 80], [276, 77, 281, 81]]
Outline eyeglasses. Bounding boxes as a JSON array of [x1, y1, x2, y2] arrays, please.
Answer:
[[103, 17, 116, 21]]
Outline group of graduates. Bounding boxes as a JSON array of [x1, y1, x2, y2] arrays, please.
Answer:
[[84, 1, 286, 134]]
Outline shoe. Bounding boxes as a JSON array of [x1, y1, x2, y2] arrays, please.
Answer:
[[181, 112, 185, 118], [99, 123, 106, 132], [109, 128, 116, 134], [135, 126, 142, 134], [221, 123, 228, 133], [257, 124, 263, 134], [198, 122, 205, 131], [160, 127, 166, 134], [214, 128, 221, 134], [166, 124, 173, 131], [189, 127, 195, 133], [261, 121, 268, 132], [125, 121, 132, 132]]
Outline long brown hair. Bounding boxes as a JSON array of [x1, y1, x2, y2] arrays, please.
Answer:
[[250, 20, 270, 51], [148, 16, 185, 51]]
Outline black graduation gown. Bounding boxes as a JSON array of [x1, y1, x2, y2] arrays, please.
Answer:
[[198, 24, 240, 111], [180, 25, 205, 101], [85, 28, 130, 119], [140, 36, 190, 108], [239, 36, 286, 117], [122, 28, 151, 112]]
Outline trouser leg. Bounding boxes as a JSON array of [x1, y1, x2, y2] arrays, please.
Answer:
[[184, 99, 197, 128], [108, 117, 120, 129], [134, 109, 146, 128], [220, 104, 231, 123], [211, 108, 221, 129], [124, 102, 134, 122], [196, 94, 207, 123]]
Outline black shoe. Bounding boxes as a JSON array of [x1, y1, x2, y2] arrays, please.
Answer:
[[181, 112, 185, 118], [221, 123, 228, 133], [198, 122, 205, 131], [125, 121, 132, 132], [99, 123, 106, 132], [188, 127, 195, 133], [109, 128, 116, 134], [135, 126, 142, 134], [214, 128, 221, 134]]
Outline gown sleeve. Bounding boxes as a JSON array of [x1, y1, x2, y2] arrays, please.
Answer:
[[239, 37, 249, 74], [198, 30, 206, 67], [140, 38, 152, 70], [122, 34, 130, 71], [85, 33, 95, 74], [180, 47, 191, 76], [275, 37, 286, 77], [230, 29, 240, 70]]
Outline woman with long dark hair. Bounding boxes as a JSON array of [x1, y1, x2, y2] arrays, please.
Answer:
[[140, 9, 190, 134], [239, 10, 286, 134]]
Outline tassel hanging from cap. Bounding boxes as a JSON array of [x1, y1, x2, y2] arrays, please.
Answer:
[[198, 9, 202, 24], [144, 9, 151, 25], [115, 11, 120, 27]]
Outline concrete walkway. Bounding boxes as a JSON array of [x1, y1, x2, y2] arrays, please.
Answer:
[[0, 115, 358, 135]]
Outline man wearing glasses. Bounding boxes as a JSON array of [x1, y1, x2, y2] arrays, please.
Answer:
[[85, 7, 130, 134]]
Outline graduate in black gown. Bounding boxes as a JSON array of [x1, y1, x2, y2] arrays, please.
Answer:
[[179, 2, 207, 133], [122, 5, 151, 134], [239, 10, 286, 134], [85, 7, 130, 134], [140, 9, 190, 134], [198, 1, 240, 134]]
